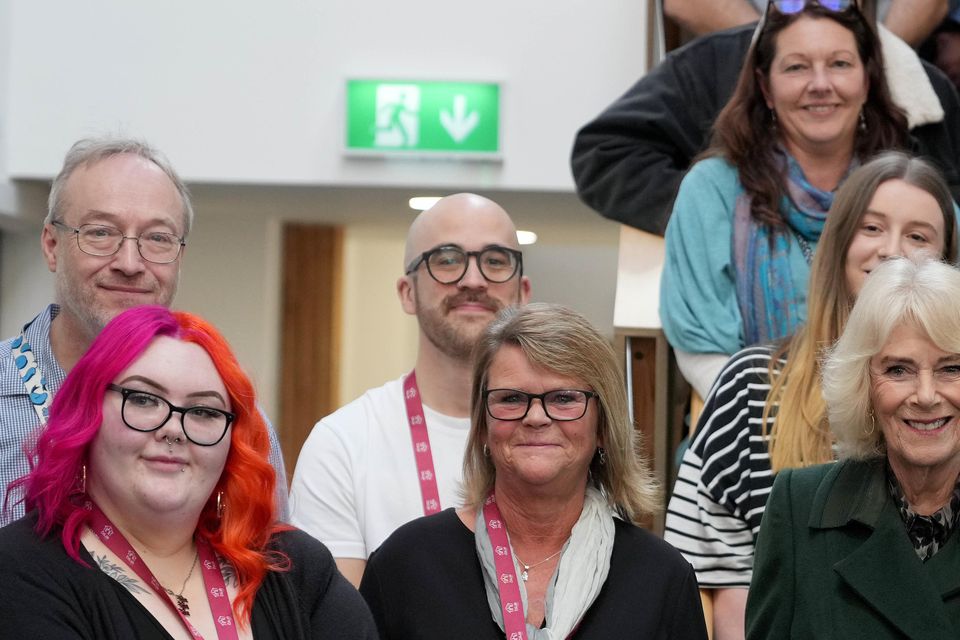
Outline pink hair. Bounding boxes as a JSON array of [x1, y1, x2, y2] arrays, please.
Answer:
[[8, 305, 285, 623]]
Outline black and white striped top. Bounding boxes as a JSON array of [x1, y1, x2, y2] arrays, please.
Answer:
[[664, 346, 783, 588]]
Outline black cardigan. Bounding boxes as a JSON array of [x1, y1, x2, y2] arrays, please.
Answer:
[[360, 508, 707, 639], [0, 514, 378, 639]]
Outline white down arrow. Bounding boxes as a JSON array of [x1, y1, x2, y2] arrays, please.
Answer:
[[440, 94, 479, 143]]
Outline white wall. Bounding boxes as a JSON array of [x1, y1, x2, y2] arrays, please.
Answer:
[[0, 0, 647, 432], [5, 0, 647, 192]]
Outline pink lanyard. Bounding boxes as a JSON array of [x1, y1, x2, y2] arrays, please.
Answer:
[[483, 492, 529, 640], [403, 371, 442, 516], [85, 501, 240, 640]]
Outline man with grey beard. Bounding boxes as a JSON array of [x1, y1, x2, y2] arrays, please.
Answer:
[[0, 136, 289, 526], [290, 193, 531, 587]]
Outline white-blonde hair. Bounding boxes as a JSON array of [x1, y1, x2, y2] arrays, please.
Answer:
[[822, 256, 960, 458]]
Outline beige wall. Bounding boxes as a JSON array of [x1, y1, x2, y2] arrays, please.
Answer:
[[1, 185, 621, 452], [339, 223, 419, 405]]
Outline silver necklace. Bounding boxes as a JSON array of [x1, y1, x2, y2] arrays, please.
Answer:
[[513, 547, 563, 582], [163, 550, 199, 617]]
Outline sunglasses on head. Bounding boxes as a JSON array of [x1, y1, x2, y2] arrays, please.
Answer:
[[772, 0, 856, 12], [751, 0, 862, 48]]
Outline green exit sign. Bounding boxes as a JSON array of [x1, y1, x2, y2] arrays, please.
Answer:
[[345, 79, 501, 158]]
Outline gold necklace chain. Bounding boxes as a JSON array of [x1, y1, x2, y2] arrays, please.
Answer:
[[162, 549, 199, 617]]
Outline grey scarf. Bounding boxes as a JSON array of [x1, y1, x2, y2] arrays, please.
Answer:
[[474, 486, 615, 639]]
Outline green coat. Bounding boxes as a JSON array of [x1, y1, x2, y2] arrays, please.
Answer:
[[746, 458, 960, 639]]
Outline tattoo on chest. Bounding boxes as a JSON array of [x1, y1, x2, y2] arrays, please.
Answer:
[[218, 556, 237, 587], [93, 553, 148, 595]]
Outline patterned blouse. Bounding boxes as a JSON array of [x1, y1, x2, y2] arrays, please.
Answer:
[[887, 466, 960, 562]]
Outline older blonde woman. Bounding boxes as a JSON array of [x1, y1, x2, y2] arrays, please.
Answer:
[[360, 303, 706, 639], [747, 256, 960, 638]]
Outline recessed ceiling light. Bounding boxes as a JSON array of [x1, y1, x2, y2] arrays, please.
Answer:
[[517, 230, 537, 245], [409, 196, 442, 211]]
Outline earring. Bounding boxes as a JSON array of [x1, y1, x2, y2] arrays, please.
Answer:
[[597, 447, 607, 466], [859, 110, 867, 133], [865, 412, 876, 436], [216, 491, 225, 519], [770, 109, 778, 126], [482, 444, 490, 458], [77, 464, 87, 494]]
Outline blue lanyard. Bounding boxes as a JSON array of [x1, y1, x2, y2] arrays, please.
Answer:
[[10, 325, 52, 424]]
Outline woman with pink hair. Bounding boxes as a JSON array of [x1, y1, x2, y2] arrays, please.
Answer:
[[0, 306, 375, 639]]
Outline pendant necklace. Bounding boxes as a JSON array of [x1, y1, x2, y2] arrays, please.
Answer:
[[513, 547, 563, 582], [163, 549, 199, 617]]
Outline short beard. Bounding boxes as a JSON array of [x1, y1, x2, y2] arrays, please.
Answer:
[[415, 289, 507, 362], [417, 304, 481, 361], [55, 278, 111, 344]]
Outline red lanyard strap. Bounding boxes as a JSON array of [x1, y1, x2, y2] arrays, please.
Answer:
[[403, 371, 442, 515], [86, 501, 240, 640], [483, 492, 529, 640]]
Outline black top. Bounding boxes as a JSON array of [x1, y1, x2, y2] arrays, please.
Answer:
[[0, 514, 377, 639], [359, 508, 707, 639], [571, 23, 960, 236]]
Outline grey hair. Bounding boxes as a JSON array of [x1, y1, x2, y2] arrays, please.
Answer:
[[46, 136, 194, 236], [461, 303, 660, 524], [822, 256, 960, 459]]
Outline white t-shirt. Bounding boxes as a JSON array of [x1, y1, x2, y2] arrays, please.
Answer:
[[289, 376, 471, 559]]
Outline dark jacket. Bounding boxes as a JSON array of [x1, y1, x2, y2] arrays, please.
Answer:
[[746, 458, 960, 639], [361, 508, 707, 639], [0, 516, 378, 640], [571, 24, 960, 236]]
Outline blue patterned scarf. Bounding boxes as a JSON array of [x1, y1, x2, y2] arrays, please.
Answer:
[[732, 151, 853, 346]]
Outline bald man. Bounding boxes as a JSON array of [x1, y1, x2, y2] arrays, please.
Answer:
[[290, 193, 531, 586]]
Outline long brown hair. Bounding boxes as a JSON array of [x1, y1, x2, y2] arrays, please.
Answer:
[[707, 3, 908, 227], [762, 152, 958, 472]]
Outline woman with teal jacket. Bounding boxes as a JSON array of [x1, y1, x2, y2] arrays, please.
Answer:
[[660, 0, 911, 399]]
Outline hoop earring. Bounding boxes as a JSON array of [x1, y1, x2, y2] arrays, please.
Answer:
[[597, 447, 607, 466], [216, 491, 225, 519], [482, 444, 490, 458], [865, 412, 876, 436]]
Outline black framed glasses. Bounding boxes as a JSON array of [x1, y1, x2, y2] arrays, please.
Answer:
[[107, 384, 234, 446], [484, 388, 598, 422], [52, 220, 186, 264], [405, 245, 523, 285]]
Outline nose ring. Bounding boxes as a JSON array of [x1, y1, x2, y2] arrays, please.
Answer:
[[164, 435, 182, 445]]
